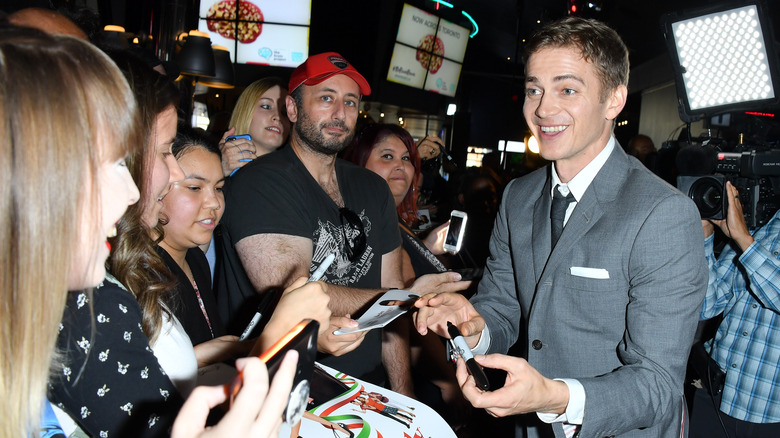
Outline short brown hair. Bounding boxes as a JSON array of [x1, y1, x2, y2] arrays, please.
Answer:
[[524, 16, 629, 101]]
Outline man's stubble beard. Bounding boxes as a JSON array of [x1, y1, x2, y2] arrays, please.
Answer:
[[293, 108, 355, 156]]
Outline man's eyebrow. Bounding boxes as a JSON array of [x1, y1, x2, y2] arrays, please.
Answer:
[[525, 74, 585, 85], [316, 87, 359, 99]]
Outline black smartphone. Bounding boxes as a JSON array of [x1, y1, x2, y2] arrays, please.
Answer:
[[230, 319, 318, 425]]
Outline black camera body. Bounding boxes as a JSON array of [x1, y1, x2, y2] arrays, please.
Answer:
[[677, 147, 780, 229]]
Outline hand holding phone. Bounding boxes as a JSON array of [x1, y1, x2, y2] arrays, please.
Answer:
[[229, 319, 318, 425], [224, 134, 254, 177], [443, 210, 468, 254]]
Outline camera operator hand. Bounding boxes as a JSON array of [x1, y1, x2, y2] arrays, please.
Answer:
[[705, 181, 754, 251]]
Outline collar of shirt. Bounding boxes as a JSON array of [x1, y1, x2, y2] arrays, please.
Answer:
[[551, 136, 615, 202]]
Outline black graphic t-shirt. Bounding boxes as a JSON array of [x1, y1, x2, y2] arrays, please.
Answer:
[[218, 145, 400, 382]]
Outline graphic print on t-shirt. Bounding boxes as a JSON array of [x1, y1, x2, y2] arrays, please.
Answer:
[[311, 209, 373, 286]]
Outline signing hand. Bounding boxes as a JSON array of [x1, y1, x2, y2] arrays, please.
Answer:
[[171, 352, 297, 438], [455, 354, 569, 418], [413, 291, 484, 348], [219, 127, 258, 177]]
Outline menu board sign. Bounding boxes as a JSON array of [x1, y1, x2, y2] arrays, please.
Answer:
[[198, 0, 310, 67], [387, 4, 469, 97]]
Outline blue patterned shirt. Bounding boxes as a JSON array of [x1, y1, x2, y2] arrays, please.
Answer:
[[702, 210, 780, 423]]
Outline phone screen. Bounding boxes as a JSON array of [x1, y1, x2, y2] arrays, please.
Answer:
[[444, 211, 467, 253], [445, 215, 464, 247]]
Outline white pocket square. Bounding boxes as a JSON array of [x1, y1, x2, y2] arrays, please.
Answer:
[[570, 266, 610, 279]]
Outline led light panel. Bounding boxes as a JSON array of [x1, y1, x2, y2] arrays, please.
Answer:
[[663, 2, 779, 121]]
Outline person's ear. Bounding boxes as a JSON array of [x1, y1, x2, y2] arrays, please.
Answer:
[[605, 84, 627, 121], [285, 95, 298, 123]]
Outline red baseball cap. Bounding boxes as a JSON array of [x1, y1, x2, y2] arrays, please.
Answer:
[[289, 52, 371, 96]]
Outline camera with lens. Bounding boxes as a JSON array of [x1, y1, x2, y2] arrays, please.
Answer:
[[677, 144, 780, 229]]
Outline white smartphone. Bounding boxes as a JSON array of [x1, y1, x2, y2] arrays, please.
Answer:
[[443, 210, 468, 254]]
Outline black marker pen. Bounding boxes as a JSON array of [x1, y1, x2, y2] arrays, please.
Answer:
[[447, 321, 490, 390]]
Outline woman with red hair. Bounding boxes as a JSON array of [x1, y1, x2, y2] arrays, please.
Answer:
[[344, 124, 449, 286]]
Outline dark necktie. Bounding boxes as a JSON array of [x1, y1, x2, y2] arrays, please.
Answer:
[[551, 184, 575, 249]]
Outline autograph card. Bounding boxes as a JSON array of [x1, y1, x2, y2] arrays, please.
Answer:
[[333, 289, 420, 335]]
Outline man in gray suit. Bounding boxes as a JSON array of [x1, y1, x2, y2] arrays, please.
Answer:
[[414, 17, 707, 438]]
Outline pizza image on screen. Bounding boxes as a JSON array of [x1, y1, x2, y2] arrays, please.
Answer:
[[416, 34, 444, 74], [206, 0, 264, 43]]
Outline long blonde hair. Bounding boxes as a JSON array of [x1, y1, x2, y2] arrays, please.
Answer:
[[0, 28, 140, 436], [228, 76, 286, 134]]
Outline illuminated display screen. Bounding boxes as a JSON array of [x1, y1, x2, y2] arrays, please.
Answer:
[[198, 0, 310, 67], [387, 4, 469, 97]]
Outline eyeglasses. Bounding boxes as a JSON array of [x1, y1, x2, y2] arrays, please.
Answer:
[[339, 207, 366, 263]]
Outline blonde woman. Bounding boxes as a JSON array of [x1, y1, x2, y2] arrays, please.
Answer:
[[219, 77, 290, 176], [0, 27, 140, 437]]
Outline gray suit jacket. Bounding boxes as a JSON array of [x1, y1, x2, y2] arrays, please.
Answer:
[[472, 145, 707, 438]]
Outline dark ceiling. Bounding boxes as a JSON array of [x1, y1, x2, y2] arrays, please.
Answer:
[[5, 0, 779, 150]]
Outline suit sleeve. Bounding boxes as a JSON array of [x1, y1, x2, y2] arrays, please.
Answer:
[[470, 179, 524, 354], [578, 193, 707, 437]]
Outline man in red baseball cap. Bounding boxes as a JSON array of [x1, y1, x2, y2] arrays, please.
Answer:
[[289, 51, 371, 96], [217, 51, 470, 391]]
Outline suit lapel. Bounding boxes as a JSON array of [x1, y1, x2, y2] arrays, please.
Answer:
[[539, 146, 631, 281]]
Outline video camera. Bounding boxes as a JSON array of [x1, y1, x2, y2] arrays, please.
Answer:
[[677, 143, 780, 229]]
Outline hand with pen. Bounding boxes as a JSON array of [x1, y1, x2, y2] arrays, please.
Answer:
[[251, 277, 331, 355], [219, 127, 257, 177]]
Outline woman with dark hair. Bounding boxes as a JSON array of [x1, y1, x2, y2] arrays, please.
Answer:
[[344, 124, 449, 284], [160, 127, 231, 350], [159, 127, 330, 367]]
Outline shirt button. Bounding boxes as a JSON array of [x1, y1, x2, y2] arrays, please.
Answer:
[[753, 304, 758, 309], [532, 339, 543, 350], [774, 251, 779, 256], [732, 363, 737, 368], [743, 331, 749, 336]]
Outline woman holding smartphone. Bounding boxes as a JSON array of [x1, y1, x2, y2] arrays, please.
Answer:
[[219, 77, 290, 176], [0, 27, 296, 438], [46, 48, 313, 437]]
